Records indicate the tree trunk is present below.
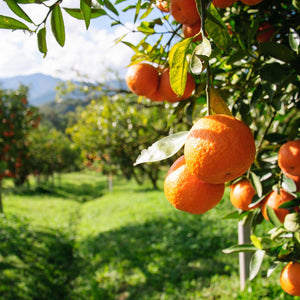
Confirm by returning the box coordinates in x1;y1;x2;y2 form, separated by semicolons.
0;180;3;214
107;172;114;192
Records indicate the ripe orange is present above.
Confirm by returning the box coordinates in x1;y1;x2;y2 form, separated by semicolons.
157;68;195;102
261;189;295;223
256;22;276;43
184;114;256;184
278;140;300;177
156;0;170;12
126;63;160;97
164;156;225;214
213;0;237;8
148;89;165;102
280;262;300;296
182;20;202;42
170;0;200;25
240;0;263;5
230;179;258;211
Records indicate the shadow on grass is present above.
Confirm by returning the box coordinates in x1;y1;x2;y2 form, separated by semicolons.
4;179;107;203
0;214;78;300
74;215;237;300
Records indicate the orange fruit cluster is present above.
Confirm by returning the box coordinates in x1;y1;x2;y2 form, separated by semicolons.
280;262;300;296
213;0;262;8
126;63;195;103
164;156;225;214
164;114;256;214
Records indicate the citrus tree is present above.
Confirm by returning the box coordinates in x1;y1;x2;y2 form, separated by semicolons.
1;0;300;295
0;85;40;211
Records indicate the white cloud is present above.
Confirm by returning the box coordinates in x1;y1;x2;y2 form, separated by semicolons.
0;1;141;81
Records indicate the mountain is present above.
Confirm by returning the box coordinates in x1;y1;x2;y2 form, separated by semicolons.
0;73;128;106
0;73;63;106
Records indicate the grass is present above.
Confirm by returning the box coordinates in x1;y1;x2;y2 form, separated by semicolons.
0;171;299;300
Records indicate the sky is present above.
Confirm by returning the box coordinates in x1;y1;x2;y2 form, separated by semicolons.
0;0;148;81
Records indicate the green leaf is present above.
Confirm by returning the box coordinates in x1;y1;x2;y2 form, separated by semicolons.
137;21;155;34
266;205;282;227
278;197;300;209
37;27;47;57
289;28;300;53
205;7;231;51
282;175;297;194
190;37;211;75
284;213;300;232
0;15;29;30
5;0;33;23
51;5;65;47
134;131;189;166
250;172;263;197
249;250;265;280
63;8;106;20
260;63;287;84
103;0;119;16
80;0;91;29
259;42;296;62
222;243;257;254
267;261;280;277
169;39;192;97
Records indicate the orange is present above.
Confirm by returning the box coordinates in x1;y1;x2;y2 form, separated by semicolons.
157;68;195;102
213;0;237;8
278;140;300;177
126;63;159;97
170;0;200;25
240;0;263;5
280;262;300;296
184;114;256;184
148;89;165;102
261;189;295;223
256;22;276;43
164;156;225;214
230;179;259;211
156;0;170;12
182;20;202;42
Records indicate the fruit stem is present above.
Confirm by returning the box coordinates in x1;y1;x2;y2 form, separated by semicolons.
197;0;212;116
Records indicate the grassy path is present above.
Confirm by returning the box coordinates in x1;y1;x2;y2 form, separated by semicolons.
0;172;296;300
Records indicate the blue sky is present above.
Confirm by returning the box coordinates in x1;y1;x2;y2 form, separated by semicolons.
0;0;163;81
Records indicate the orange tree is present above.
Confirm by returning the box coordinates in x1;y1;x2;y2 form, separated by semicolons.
0;85;40;211
1;0;300;293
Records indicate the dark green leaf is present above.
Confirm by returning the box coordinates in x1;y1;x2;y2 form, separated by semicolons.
64;8;106;20
37;27;47;57
251;84;263;106
205;7;231;51
16;0;47;3
222;243;257;254
267;261;280;277
249;250;265;280
260;63;286;84
264;133;287;144
134;132;189;165
278;197;300;209
51;5;65;47
103;0;119;16
259;42;297;62
0;15;29;30
80;0;91;29
5;0;33;23
226;50;248;66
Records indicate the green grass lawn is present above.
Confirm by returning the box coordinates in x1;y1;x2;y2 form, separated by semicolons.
0;172;298;300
